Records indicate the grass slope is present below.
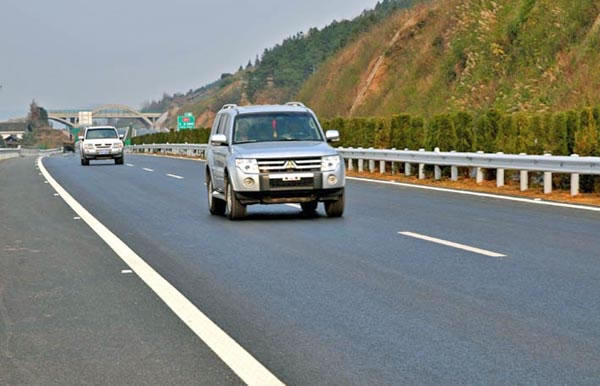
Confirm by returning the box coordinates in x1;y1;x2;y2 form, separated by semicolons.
298;0;600;118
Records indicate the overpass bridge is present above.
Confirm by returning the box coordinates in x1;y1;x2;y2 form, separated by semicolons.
48;104;163;129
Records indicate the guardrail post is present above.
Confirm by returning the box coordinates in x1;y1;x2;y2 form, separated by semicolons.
418;149;425;180
404;148;411;176
543;153;553;194
571;154;580;196
368;148;375;173
358;147;364;173
476;151;484;184
496;152;505;187
450;151;458;181
519;153;528;191
347;147;354;171
391;148;396;175
434;148;441;180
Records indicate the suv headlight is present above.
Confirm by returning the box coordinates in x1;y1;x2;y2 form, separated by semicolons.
113;142;123;149
236;159;259;174
321;155;341;172
83;143;94;150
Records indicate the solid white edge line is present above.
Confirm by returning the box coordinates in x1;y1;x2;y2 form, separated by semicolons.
399;232;506;258
38;156;284;386
166;173;184;180
142;168;154;172
347;176;600;213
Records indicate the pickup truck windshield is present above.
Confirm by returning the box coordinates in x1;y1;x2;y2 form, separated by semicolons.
233;113;323;144
86;129;118;139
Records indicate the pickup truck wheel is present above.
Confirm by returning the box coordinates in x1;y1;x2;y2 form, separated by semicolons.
325;192;345;218
207;178;225;215
301;201;318;214
225;179;246;220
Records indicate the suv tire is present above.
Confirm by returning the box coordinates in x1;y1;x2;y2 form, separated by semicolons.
207;177;226;215
325;192;344;218
225;177;246;220
301;201;318;214
81;158;89;166
115;157;124;165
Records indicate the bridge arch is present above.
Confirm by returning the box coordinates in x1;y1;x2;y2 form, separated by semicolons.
48;116;76;129
92;104;154;128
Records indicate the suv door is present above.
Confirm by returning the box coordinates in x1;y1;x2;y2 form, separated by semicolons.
212;114;230;191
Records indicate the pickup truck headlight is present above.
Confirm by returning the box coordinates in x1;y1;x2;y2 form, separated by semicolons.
321;155;341;172
236;159;259;174
83;143;94;150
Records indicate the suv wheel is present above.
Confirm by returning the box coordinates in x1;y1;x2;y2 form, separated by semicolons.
301;201;318;214
225;178;246;220
325;192;345;218
81;158;89;166
207;177;225;215
115;157;124;165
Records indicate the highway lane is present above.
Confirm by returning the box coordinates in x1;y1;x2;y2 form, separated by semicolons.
0;156;242;385
43;153;600;384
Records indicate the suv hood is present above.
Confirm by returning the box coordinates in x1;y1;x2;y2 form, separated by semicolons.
232;141;337;159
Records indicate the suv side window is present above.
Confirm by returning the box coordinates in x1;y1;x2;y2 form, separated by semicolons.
211;115;222;136
217;114;229;135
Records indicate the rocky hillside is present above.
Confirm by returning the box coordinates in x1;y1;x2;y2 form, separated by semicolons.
299;0;600;118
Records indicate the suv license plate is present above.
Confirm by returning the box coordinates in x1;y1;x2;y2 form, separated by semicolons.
99;150;109;155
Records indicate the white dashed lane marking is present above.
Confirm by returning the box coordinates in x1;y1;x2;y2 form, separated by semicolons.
142;168;154;172
399;232;506;258
166;174;184;180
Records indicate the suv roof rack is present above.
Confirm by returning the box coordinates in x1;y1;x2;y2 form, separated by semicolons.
222;104;238;110
285;101;306;107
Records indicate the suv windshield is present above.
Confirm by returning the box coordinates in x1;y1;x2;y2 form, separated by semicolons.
86;129;117;139
233;112;323;144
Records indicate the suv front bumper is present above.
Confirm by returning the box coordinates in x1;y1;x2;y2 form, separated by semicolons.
82;149;124;160
235;188;344;205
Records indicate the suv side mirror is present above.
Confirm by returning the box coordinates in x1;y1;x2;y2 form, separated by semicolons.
325;130;340;143
210;134;227;146
78;136;84;141
119;134;124;140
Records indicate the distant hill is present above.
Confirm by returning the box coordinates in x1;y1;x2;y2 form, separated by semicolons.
299;0;600;118
146;0;600;127
142;0;421;127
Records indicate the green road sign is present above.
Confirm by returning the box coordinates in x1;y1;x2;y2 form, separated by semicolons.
177;113;195;130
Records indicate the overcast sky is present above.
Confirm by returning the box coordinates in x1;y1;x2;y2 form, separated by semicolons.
0;0;380;120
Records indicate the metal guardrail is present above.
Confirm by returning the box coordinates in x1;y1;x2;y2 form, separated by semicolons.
128;144;207;158
336;148;600;175
126;143;600;196
0;147;61;159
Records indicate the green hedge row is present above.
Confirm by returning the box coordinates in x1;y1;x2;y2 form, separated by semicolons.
321;108;600;156
131;129;211;146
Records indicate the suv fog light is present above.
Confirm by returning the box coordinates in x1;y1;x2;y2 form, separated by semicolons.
243;178;255;188
328;175;338;185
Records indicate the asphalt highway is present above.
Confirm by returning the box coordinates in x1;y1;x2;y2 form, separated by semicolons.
4;152;600;384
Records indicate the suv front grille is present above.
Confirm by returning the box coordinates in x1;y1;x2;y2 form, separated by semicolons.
258;158;321;173
95;144;112;149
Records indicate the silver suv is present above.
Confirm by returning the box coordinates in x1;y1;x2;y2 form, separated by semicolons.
79;126;125;165
206;103;345;220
